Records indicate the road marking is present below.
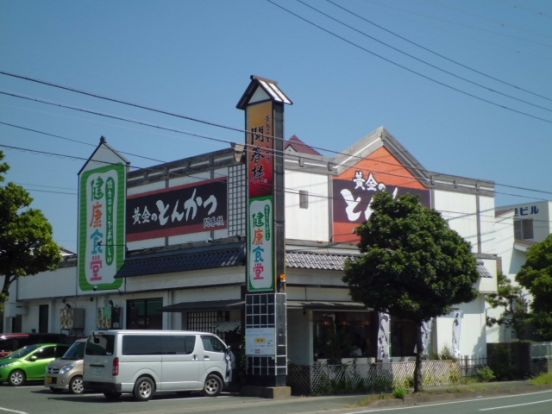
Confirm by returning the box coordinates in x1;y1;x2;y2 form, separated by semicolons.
346;389;552;413
0;407;29;414
479;398;552;411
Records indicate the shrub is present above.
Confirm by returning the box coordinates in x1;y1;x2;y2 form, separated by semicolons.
392;385;409;399
475;366;496;382
531;372;552;385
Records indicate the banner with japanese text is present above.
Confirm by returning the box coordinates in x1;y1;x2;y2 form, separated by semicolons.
78;163;126;291
248;196;274;292
126;178;227;241
332;146;429;243
247;101;274;198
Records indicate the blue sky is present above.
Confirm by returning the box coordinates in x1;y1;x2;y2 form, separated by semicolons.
1;0;551;252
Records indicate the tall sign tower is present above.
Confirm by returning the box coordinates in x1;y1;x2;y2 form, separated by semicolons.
237;76;292;386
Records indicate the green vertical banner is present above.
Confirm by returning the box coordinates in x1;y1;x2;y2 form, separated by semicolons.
248;196;275;292
79;163;126;291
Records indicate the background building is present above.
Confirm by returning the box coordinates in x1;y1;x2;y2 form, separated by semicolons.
2;125;498;363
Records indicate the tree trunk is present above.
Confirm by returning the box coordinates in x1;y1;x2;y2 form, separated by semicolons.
413;320;424;393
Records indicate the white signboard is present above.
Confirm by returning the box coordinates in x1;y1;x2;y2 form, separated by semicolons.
248;197;274;292
78;163;125;291
245;327;276;356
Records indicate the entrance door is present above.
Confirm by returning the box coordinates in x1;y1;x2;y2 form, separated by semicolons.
38;305;49;333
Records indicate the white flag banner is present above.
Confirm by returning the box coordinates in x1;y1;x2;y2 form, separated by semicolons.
377;312;390;362
420;319;432;357
452;310;463;358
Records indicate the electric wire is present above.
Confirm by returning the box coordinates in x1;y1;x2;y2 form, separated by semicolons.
323;0;552;104
1;72;551;199
295;0;552;113
265;0;552;125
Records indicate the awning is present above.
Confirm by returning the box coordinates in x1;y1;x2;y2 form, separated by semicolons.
287;300;368;311
162;299;244;312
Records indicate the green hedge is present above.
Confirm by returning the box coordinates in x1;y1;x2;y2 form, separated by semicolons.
487;342;531;380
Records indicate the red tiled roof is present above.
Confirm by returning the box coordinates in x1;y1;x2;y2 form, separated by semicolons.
285;135;322;156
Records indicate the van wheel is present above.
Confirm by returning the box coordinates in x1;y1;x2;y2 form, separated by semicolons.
8;370;25;386
203;374;222;397
133;376;155;401
103;391;121;400
69;375;84;394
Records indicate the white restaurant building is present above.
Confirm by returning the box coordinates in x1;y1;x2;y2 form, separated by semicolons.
2;79;498;366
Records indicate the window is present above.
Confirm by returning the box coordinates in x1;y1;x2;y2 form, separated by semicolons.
165;335;196;355
123;335;164;355
201;335;226;353
126;298;163;329
514;219;534;240
34;346;56;360
86;334;115;356
55;345;69;357
39;304;49;333
187;311;228;332
313;311;377;360
299;190;309;209
391;318;417;357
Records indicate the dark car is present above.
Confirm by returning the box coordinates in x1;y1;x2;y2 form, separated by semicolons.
0;333;67;358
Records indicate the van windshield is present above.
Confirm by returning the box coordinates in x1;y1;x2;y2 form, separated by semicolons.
86;334;115;356
62;341;85;360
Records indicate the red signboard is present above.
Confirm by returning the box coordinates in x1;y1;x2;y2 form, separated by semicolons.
247;101;274;198
332;147;429;243
126;178;227;242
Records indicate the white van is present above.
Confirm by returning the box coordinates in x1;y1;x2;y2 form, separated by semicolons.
83;330;231;401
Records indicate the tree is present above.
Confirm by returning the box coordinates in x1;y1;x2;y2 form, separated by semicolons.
0;151;62;310
343;192;479;392
486;272;531;340
516;234;552;340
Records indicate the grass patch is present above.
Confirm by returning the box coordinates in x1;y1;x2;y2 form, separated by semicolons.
531;372;552;385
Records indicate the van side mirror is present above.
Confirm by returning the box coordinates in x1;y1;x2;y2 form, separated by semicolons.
29;355;37;361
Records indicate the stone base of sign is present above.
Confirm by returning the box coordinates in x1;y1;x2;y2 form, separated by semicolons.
240;385;291;399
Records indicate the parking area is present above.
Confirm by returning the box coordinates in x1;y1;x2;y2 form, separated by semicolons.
0;383;363;414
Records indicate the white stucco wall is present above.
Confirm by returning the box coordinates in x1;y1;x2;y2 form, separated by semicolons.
285;170;329;242
435;296;487;358
433;190;479;252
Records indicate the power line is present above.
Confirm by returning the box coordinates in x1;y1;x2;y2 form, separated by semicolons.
0;70;244;136
2;71;552;199
266;0;552;125
296;0;552;114
323;0;552;105
3;90;552;203
0;120;168;164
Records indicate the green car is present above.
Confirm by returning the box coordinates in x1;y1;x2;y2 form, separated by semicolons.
0;343;69;386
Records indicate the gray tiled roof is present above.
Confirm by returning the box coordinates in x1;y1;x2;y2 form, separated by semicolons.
115;243;245;278
286;251;357;271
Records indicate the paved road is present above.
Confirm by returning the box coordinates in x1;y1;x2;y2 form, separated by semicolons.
1;384;551;414
0;384;362;414
345;389;552;414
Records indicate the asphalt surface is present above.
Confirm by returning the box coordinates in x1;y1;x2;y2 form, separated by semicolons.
1;383;552;414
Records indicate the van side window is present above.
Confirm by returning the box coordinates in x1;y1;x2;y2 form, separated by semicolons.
165;335;196;355
201;335;226;353
123;335;163;355
86;334;115;356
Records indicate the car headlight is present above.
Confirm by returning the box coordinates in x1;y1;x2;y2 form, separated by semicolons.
59;364;75;375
